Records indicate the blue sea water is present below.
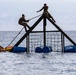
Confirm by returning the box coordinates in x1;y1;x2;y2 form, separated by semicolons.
0;31;76;75
0;31;26;47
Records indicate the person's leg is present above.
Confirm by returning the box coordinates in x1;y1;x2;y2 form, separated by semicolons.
26;24;30;29
24;26;27;32
24;23;30;29
19;23;27;32
22;23;27;32
48;12;56;22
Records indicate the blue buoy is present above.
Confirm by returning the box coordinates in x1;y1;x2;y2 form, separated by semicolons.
64;45;76;52
35;47;43;53
12;46;27;53
43;46;52;53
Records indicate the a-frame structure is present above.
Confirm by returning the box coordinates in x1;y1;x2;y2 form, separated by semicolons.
14;12;76;48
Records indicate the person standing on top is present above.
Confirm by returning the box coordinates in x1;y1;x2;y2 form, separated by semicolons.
18;14;30;32
37;3;56;22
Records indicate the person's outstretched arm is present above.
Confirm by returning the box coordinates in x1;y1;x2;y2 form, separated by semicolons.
37;7;44;12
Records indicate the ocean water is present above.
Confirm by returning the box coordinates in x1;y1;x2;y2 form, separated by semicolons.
0;31;26;47
0;31;76;75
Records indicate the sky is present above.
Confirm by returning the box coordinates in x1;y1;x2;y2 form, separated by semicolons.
0;0;76;31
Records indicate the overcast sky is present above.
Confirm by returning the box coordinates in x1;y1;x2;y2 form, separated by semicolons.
0;0;76;31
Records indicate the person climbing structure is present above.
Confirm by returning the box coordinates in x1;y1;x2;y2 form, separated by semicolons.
37;3;56;22
18;14;30;32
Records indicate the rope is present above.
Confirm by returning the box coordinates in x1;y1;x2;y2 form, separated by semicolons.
6;14;41;48
6;27;24;48
28;14;41;21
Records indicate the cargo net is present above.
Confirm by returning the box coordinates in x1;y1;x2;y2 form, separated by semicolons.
26;31;64;52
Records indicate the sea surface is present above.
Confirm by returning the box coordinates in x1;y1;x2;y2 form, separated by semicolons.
0;31;76;75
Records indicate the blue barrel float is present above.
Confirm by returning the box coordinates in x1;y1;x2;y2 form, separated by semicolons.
35;46;52;53
43;46;52;53
12;46;27;53
35;47;43;53
64;45;76;53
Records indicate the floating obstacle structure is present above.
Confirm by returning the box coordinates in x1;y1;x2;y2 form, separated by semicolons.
3;12;76;53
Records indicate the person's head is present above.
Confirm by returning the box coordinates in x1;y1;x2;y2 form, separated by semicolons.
22;14;25;17
44;3;47;6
